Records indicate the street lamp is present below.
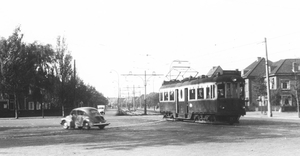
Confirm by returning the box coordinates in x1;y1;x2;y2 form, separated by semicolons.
110;70;120;113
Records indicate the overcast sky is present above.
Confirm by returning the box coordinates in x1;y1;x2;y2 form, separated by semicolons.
1;0;300;97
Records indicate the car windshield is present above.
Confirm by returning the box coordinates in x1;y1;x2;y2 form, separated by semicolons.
89;109;101;116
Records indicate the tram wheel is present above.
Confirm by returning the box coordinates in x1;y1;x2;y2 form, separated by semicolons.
194;115;200;122
228;117;235;125
208;115;216;122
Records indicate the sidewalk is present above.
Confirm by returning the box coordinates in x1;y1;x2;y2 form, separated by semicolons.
244;111;300;120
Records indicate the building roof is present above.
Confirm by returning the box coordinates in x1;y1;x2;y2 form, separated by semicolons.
243;58;300;78
207;66;223;77
270;59;300;75
242;57;272;78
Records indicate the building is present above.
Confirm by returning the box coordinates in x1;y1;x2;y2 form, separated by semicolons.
242;57;300;112
268;59;300;111
242;57;270;110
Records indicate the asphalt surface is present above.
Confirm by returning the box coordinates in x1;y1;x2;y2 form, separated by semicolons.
1;109;300;156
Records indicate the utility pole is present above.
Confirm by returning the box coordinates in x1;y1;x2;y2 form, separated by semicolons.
74;60;76;108
110;70;120;113
122;71;163;115
133;85;135;110
123;85;143;110
265;38;272;117
292;62;300;118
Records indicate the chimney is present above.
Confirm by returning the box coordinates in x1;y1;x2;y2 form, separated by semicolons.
257;57;262;61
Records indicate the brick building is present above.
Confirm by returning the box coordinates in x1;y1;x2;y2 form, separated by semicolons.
242;57;300;112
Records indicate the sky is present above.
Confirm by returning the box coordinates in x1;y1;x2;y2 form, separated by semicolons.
1;0;300;97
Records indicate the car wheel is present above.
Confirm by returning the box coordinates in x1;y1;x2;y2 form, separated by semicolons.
98;125;105;129
82;121;91;130
62;121;69;130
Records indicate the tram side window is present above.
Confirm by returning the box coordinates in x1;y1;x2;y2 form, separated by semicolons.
206;87;210;99
197;88;204;99
211;85;215;98
170;91;174;101
164;92;169;101
189;89;195;100
217;84;225;98
160;93;163;101
240;83;245;98
180;90;183;99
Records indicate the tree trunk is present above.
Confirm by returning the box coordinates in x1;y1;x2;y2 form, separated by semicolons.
14;94;18;119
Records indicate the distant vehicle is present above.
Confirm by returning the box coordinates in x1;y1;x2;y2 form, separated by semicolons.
159;70;246;125
97;105;106;115
60;107;109;130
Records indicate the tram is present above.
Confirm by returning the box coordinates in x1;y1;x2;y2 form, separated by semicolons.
159;70;246;125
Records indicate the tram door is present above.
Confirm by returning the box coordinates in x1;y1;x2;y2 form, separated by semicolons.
175;89;179;114
184;88;189;114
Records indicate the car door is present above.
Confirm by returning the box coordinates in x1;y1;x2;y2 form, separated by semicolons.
75;110;84;127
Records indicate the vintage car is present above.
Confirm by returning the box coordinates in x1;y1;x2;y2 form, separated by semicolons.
60;107;110;130
97;105;106;115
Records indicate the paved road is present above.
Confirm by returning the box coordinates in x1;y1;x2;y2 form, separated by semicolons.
1;109;300;156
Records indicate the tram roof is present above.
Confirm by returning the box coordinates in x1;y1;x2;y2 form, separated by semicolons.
160;70;244;89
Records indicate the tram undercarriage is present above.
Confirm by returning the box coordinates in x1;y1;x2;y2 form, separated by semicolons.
163;112;241;125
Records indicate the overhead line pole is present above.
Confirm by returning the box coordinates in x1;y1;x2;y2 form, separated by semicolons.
265;38;272;117
122;71;163;115
110;70;120;113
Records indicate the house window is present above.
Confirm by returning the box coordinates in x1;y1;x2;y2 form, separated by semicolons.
270;77;275;90
189;89;195;100
281;95;292;106
37;102;41;110
28;102;34;110
281;80;290;90
170;91;174;101
44;103;49;109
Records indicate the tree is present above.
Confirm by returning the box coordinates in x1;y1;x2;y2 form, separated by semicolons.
252;75;268;113
0;27;109;118
0;27;26;118
146;92;159;109
54;36;73;116
253;76;267;99
25;42;56;110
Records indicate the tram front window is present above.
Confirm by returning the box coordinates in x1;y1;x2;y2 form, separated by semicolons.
232;83;238;98
217;84;225;98
218;83;241;99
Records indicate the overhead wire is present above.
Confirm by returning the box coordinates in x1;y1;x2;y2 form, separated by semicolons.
181;31;300;75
